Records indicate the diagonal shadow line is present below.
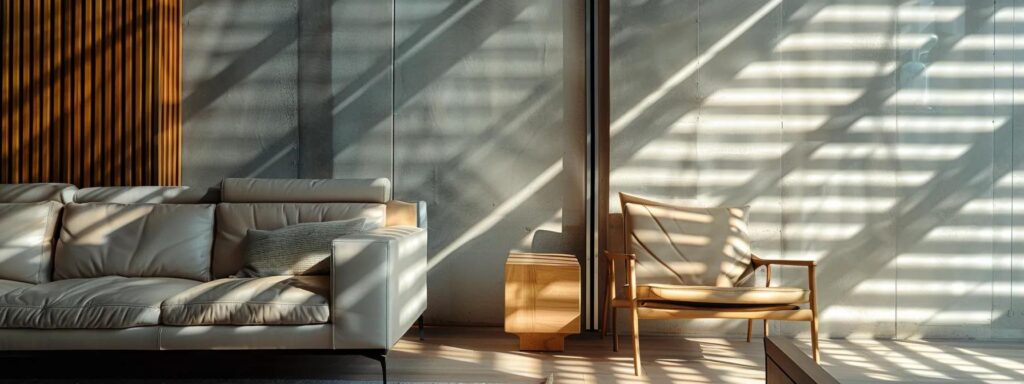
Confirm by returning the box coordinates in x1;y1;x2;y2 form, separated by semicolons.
885;340;1020;381
607;0;815;169
182;0;207;17
333;0;534;156
600;1;1007;336
941;339;1024;379
711;6;1002;332
185;0;533;180
182;0;298;123
224;1;537;181
331;0;475;114
403;2;794;268
392;0;756;200
716;4;993;208
810;120;1012;329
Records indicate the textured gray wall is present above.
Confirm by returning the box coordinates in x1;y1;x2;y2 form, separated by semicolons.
182;0;581;327
183;0;300;188
182;0;1024;339
393;0;575;325
610;0;1024;340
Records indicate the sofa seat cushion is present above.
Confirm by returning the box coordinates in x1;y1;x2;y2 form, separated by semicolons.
637;284;810;306
0;280;31;296
0;276;200;329
160;276;330;326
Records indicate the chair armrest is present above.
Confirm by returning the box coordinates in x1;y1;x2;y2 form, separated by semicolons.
751;254;816;268
331;226;428;350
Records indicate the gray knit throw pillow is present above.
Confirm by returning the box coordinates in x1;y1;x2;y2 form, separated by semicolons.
239;218;367;277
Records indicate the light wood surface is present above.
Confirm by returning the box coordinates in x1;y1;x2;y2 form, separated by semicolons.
5;326;1021;383
505;252;581;352
321;326;1024;383
1;0;181;186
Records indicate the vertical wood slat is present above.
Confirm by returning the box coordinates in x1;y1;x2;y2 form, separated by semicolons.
14;0;23;182
0;0;181;187
1;0;9;182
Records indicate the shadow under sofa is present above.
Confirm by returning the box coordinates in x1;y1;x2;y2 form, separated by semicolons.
0;178;427;382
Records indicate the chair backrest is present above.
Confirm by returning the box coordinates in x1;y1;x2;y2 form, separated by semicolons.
619;192;754;287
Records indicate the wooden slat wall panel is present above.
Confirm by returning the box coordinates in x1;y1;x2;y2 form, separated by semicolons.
1;0;180;187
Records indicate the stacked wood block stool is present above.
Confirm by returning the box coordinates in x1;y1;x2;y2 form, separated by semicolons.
504;252;581;352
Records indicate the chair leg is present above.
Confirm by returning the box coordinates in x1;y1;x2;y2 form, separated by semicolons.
630;303;642;376
746;319;753;342
809;264;820;362
601;277;611;339
811;314;820;362
763;319;769;338
612;308;619;352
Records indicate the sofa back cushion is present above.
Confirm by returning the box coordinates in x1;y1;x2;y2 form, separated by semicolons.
213;203;385;278
74;186;219;204
221;178;390;203
0;201;63;283
54;203;216;281
0;183;76;203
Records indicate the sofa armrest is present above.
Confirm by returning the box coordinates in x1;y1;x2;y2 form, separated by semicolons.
331;226;428;350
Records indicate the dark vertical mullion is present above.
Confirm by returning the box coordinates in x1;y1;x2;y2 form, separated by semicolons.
590;0;611;331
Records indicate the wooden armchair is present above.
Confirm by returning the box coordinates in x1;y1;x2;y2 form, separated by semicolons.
602;193;819;376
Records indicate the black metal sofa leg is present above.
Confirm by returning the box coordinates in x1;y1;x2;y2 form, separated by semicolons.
418;315;425;340
365;353;387;383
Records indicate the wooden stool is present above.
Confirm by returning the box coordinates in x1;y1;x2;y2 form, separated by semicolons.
504;252;580;352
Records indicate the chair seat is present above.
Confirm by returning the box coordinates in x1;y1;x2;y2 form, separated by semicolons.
160;276;329;326
637;284;810;306
0;276;200;329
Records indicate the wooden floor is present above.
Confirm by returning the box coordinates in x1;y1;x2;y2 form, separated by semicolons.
377;326;1024;383
2;326;1022;383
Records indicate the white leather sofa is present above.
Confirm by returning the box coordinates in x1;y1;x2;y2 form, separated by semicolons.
0;178;427;382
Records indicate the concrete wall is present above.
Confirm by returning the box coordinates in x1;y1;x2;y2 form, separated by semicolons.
183;0;300;188
610;0;1024;340
182;0;583;326
183;0;1024;339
